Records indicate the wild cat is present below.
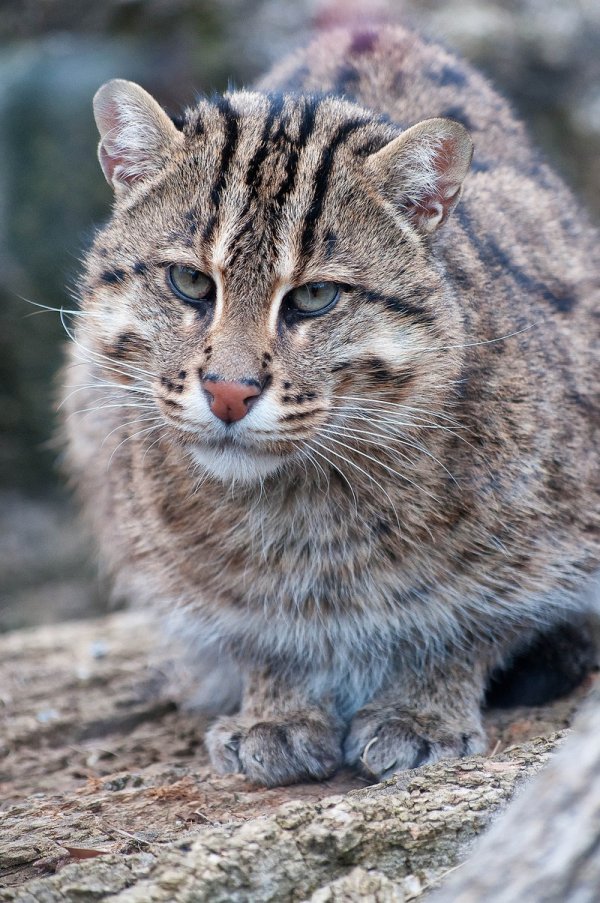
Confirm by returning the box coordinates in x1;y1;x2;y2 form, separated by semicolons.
62;24;600;786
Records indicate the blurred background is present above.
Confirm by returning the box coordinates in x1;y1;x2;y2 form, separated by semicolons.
1;0;599;631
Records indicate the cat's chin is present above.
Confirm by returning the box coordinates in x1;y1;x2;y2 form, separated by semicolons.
188;443;286;485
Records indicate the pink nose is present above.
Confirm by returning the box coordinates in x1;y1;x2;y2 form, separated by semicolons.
201;378;262;424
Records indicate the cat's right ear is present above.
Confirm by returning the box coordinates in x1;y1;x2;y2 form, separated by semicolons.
93;79;184;194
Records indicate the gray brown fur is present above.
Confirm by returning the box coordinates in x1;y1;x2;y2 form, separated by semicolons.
62;25;600;785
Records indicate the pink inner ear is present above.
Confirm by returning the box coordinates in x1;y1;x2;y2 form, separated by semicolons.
98;142;119;184
432;137;456;171
406;136;463;228
431;136;461;205
96;93;144;188
99;136;144;188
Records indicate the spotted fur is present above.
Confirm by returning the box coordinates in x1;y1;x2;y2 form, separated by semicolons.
62;25;600;786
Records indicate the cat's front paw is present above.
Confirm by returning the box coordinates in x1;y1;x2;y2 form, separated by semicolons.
344;705;486;781
205;712;343;786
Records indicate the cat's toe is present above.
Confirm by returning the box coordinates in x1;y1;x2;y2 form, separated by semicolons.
239;717;343;786
204;716;247;775
344;707;486;781
206;713;343;786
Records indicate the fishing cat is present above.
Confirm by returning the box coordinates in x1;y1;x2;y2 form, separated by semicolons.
62;25;600;785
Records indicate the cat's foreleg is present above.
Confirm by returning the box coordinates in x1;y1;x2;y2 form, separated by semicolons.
344;658;488;781
205;667;345;786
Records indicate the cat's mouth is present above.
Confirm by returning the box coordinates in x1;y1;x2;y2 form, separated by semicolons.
204;434;264;453
160;408;299;483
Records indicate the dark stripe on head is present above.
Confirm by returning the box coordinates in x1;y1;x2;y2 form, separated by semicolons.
226;96;287;262
324;230;337;259
106;331;150;362
184;210;198;235
205;97;240;244
245;94;285;193
228;97;320;265
357;357;416;387
300;117;366;258
202;214;217;243
354;134;392;157
360;289;436;328
282;408;324;421
274;96;318;209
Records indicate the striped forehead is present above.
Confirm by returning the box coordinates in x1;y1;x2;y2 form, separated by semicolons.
182;92;388;283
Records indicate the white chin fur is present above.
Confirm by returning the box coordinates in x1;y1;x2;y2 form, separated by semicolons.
189;444;285;484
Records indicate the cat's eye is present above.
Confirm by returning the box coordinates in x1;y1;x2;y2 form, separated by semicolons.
284;282;340;316
167;265;215;304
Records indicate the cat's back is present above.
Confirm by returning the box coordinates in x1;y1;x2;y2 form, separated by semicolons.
260;25;532;170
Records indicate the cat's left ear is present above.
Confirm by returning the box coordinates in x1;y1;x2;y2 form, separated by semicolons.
93;79;184;194
364;118;473;233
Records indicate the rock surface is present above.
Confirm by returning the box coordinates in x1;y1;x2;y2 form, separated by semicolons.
0;611;594;900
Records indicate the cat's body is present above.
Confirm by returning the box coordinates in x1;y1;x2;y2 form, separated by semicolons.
63;26;600;785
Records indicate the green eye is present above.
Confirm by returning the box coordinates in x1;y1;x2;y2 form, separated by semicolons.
167;265;215;304
285;282;340;316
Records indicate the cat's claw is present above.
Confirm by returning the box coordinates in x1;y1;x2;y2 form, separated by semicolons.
344;706;486;781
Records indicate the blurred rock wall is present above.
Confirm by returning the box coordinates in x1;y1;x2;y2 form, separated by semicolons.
1;0;598;628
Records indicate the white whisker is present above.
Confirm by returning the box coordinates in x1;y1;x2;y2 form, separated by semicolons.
305;440;360;516
100;413;163;450
423;321;539;353
60;308;159;382
107;422;162;469
315;429;440;506
70;340;158;383
57;379;154;410
298;445;330;492
339;410;463;437
142;434;163;466
310;436;402;530
16;293;88;317
66;400;156;420
322;421;460;486
335;395;463;427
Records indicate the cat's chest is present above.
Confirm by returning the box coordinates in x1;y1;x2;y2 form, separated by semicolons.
147;460;391;599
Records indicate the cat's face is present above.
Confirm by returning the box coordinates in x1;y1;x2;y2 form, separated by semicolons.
79;84;471;483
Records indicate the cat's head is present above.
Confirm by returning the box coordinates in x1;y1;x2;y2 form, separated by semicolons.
79;80;472;484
